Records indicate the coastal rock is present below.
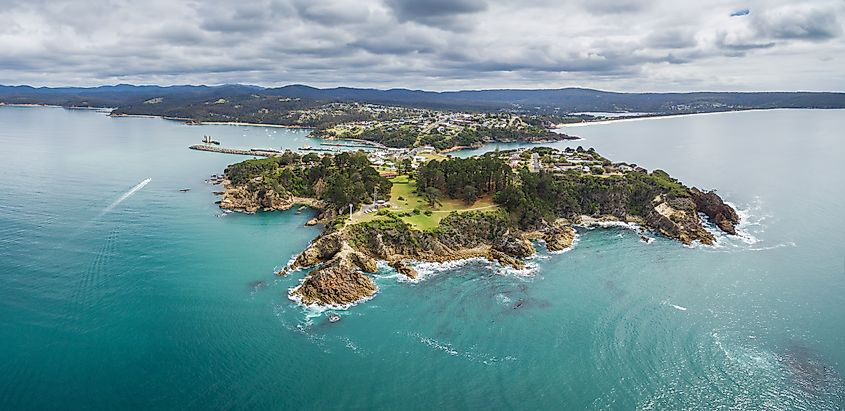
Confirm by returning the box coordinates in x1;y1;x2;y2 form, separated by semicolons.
286;232;380;306
347;212;537;268
644;195;715;245
219;179;293;213
282;232;345;274
390;260;418;279
305;218;318;226
493;234;535;258
489;249;526;270
690;188;740;235
219;178;326;215
291;256;377;306
542;224;577;252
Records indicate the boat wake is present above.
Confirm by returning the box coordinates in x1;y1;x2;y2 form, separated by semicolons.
99;178;151;216
405;331;518;365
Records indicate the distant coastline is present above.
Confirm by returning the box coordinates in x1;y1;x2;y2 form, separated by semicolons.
191;121;313;130
555;107;838;128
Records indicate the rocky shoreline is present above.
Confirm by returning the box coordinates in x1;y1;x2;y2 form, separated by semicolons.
276;213;574;306
218;178;325;214
216;157;740;309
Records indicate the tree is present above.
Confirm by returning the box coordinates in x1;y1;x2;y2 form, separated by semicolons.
423;186;441;207
462;185;478;204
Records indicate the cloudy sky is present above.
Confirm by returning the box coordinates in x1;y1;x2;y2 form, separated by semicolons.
1;0;843;91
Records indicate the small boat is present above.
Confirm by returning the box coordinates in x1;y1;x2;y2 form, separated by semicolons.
178;188;191;192
328;313;341;323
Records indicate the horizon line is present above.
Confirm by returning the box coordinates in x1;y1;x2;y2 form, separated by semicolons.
1;83;844;95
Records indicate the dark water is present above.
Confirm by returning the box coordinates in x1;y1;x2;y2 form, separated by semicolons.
1;107;843;409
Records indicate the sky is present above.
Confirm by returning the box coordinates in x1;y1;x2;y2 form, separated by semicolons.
1;0;843;92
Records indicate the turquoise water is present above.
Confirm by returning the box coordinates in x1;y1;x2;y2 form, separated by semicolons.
1;107;843;409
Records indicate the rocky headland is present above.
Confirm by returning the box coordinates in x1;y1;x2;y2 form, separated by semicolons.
216;148;740;307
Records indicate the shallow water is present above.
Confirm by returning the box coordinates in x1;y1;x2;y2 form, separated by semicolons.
1;107;843;409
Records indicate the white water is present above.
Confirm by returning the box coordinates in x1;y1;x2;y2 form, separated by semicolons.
99;178;151;216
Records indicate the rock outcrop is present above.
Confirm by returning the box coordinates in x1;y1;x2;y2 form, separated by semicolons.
390;260;418;280
690;188;740;235
218;148;742;309
219;179;325;215
346;212;535;270
284;232;379;306
540;223;577;251
279;213;542;305
292;257;378;306
644;194;716;245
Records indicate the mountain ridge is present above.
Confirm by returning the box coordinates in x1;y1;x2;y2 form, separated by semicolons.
2;83;844;114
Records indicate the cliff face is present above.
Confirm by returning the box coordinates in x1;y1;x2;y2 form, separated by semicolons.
643;195;716;245
690;188;740;235
280;213;575;306
347;213;536;268
284;231;379;306
567;181;733;246
218;149;741;308
219;179;325;214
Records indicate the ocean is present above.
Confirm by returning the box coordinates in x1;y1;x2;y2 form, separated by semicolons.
1;106;843;409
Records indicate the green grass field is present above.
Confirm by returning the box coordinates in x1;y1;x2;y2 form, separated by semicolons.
351;175;498;230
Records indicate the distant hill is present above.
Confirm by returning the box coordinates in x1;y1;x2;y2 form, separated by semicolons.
2;83;844;115
261;85;845;113
0;84;261;108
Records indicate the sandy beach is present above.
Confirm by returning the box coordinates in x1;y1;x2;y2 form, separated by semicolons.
555;108;793;128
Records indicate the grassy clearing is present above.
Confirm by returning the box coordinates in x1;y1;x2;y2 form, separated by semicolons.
350;174;499;230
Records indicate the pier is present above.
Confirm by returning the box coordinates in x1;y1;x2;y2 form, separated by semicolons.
320;142;378;149
189;145;280;157
298;147;340;153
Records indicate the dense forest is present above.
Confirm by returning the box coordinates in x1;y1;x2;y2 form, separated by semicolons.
415;155;512;204
225;151;391;211
414;151;695;230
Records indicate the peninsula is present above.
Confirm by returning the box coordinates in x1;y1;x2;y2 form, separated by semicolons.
215;146;739;308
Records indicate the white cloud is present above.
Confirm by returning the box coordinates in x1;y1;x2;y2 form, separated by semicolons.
0;0;842;91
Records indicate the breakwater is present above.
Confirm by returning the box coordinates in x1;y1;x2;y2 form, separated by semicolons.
189;145;279;157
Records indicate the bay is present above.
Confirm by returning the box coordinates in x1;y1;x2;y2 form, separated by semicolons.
1;106;843;409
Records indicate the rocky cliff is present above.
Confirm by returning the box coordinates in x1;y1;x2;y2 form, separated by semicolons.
218;149;741;308
279;212;574;306
690;188;740;235
219;178;325;214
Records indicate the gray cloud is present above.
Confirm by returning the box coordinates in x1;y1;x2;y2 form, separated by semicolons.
0;0;842;91
753;5;841;41
646;29;698;49
383;0;487;28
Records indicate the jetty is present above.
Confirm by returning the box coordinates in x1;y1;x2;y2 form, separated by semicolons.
298;146;339;153
189;145;280;157
320;142;378;149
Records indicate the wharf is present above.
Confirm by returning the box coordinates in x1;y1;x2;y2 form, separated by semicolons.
189;145;279;157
